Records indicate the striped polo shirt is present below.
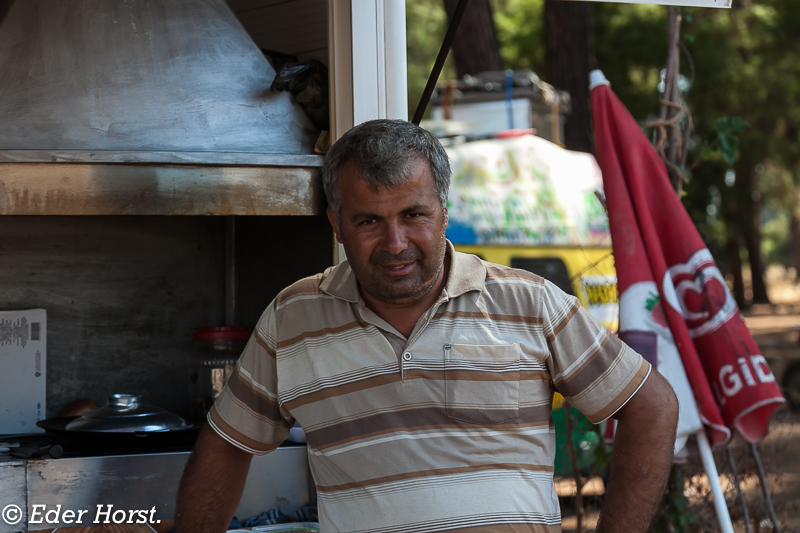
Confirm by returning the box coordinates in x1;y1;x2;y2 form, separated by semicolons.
209;242;650;533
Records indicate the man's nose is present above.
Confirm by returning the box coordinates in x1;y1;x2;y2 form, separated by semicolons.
382;221;409;255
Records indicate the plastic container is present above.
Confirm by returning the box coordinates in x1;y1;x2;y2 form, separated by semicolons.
189;326;251;419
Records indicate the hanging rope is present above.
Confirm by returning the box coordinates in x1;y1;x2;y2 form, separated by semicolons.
644;100;691;186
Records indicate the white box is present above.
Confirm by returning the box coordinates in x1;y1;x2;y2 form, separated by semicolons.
432;99;532;137
0;309;46;434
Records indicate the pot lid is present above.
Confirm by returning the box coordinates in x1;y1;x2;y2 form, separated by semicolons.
65;394;189;433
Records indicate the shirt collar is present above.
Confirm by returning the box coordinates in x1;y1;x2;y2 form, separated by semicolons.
319;240;486;303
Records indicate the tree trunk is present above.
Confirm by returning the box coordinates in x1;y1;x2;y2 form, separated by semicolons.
744;234;770;304
442;0;504;78
723;175;747;307
544;0;596;153
739;168;770;304
791;194;800;276
726;234;746;308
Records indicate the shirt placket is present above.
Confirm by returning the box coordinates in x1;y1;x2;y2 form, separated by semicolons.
351;291;451;383
399;290;450;382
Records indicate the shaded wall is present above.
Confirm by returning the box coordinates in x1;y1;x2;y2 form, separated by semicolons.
227;0;328;65
0;216;332;419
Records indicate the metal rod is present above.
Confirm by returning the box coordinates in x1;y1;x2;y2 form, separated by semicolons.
505;70;515;130
727;447;752;533
750;442;782;533
411;0;470;125
224;216;237;326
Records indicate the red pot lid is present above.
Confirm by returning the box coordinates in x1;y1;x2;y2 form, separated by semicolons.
193;326;252;342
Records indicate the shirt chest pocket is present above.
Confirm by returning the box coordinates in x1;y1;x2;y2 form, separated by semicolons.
445;343;521;425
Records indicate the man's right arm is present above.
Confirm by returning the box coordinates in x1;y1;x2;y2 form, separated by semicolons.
174;423;254;533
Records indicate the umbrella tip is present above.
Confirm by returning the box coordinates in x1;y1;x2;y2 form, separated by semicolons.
590;70;610;90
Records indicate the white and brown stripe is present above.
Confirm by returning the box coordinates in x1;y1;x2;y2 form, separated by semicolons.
209;241;649;532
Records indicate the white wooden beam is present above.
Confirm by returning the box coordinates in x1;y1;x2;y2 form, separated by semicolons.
327;0;409;263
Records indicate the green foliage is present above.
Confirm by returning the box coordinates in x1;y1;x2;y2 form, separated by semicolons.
652;470;697;533
492;0;544;73
591;0;800;269
552;405;605;477
591;3;667;121
762;207;792;264
405;0;455;120
700;117;749;165
405;0;800;269
590;423;611;470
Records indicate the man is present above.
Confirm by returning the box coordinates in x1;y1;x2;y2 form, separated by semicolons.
175;119;679;533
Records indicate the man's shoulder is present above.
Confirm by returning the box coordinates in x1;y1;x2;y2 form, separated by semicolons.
472;256;546;286
273;263;343;307
258;263;352;339
478;259;576;314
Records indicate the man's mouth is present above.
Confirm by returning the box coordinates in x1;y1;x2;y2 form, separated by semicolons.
379;261;415;276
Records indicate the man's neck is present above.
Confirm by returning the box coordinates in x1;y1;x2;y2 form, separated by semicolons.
360;254;451;339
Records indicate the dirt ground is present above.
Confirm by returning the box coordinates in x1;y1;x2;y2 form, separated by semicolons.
735;410;800;533
561;266;800;533
731;267;800;532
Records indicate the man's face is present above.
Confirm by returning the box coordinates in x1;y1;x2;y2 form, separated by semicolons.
327;157;448;306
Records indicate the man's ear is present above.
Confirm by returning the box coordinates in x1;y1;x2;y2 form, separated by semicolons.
327;207;343;243
443;206;449;227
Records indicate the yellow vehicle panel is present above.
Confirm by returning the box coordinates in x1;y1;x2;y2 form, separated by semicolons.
454;244;619;331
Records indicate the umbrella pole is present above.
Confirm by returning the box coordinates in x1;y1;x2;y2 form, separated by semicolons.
696;432;734;533
750;442;782;533
727;447;752;533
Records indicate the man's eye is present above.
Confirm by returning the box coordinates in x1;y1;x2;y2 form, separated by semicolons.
359;219;376;225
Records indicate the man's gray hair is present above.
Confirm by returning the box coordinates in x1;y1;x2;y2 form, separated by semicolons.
322;119;451;220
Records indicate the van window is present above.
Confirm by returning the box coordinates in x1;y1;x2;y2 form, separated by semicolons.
510;257;574;296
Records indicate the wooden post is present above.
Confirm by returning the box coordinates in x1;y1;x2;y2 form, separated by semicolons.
656;6;684;194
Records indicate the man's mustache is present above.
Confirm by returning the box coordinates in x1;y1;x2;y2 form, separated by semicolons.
371;248;420;265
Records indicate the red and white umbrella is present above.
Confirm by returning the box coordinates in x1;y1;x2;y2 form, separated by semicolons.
590;71;784;448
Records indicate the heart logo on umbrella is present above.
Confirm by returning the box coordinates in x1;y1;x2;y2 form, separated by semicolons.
662;249;738;338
